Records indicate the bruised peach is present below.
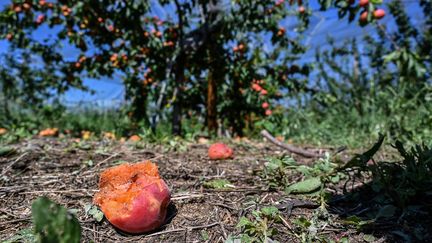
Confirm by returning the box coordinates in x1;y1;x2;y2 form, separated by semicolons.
208;143;233;160
93;161;171;234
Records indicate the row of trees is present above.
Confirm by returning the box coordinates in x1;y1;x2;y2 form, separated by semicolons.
1;0;389;136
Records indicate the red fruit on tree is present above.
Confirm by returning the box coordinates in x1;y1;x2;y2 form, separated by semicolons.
277;27;286;37
252;83;263;92
359;0;369;8
5;33;13;40
208;143;233;160
36;14;45;24
14;6;22;13
298;6;305;14
265;109;272;116
23;3;31;10
260;89;268;95
107;25;114;32
262;102;269;109
275;0;284;7
373;9;385;19
359;11;368;23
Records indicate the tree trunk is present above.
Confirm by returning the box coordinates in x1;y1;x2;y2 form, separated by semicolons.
172;0;185;136
172;56;184;136
207;68;218;134
131;77;148;126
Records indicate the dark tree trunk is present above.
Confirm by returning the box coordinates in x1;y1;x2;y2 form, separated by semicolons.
207;64;218;134
172;0;185;136
131;77;149;125
172;55;185;136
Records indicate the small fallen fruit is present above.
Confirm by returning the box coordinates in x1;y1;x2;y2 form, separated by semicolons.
208;143;233;160
93;161;171;234
103;132;116;140
129;135;141;142
81;130;92;140
39;128;59;137
0;128;7;135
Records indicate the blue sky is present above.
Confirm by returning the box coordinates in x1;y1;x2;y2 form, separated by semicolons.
0;0;421;107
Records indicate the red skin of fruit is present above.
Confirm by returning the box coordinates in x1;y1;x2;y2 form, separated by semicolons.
262;102;269;109
298;6;305;14
359;0;369;7
360;11;368;22
373;9;385;19
208;143;233;160
106;180;170;233
94;162;171;234
251;83;263;92
265;109;272;116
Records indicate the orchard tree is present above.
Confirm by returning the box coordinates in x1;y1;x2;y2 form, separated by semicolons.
0;0;385;136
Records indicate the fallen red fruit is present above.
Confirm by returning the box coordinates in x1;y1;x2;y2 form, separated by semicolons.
208;143;233;160
373;9;385;19
93;161;171;234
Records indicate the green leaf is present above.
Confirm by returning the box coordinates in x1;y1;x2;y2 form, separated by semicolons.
88;206;104;222
203;179;234;189
260;206;279;217
236;216;251;228
370;0;383;4
285;177;322;194
32;197;81;243
0;146;16;157
363;234;376;242
2;228;35;243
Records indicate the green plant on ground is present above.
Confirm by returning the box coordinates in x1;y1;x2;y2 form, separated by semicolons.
32;197;81;243
234;206;282;243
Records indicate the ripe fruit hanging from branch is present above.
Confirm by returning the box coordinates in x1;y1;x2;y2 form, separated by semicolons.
359;11;368;23
373;9;385;19
359;0;369;8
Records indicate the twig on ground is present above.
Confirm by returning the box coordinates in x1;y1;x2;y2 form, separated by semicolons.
261;130;323;158
0;152;29;177
94;152;121;168
144;222;220;238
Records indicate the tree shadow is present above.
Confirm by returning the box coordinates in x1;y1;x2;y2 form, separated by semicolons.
327;169;432;242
